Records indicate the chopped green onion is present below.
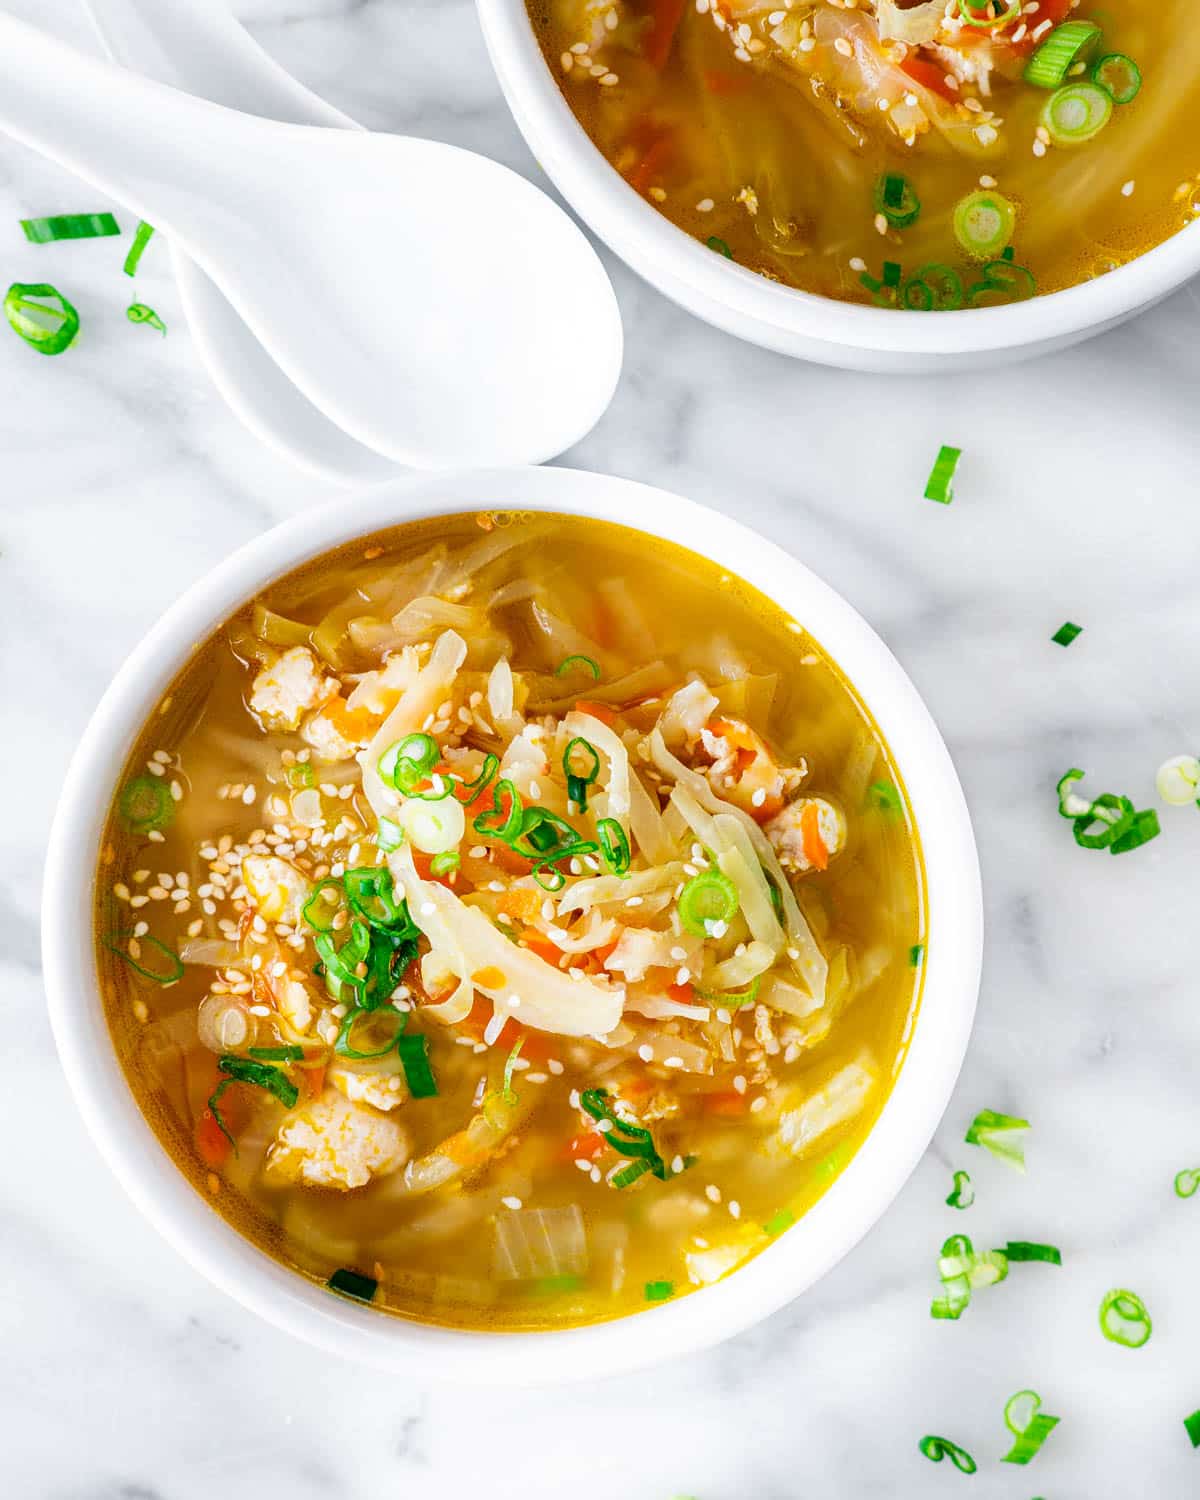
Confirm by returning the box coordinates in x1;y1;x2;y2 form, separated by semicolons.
397;1033;438;1098
20;212;120;243
677;869;739;936
1110;807;1160;854
931;1232;1008;1319
327;1267;378;1303
1042;81;1112;146
1092;53;1141;105
525;1274;584;1296
909;943;925;966
1003;1241;1061;1265
1001;1388;1060;1465
375;816;405;852
302;877;344;933
334;1005;406;1060
597;817;631;878
500;1036;525;1105
564;735;601;808
882;260;902;288
965;1109;1029;1171
1157;755;1200;806
1175;1168;1200;1199
611;1158;654;1189
902;263;964;311
581;1089;669;1181
706;236;733;258
5;282;79;356
953;190;1015;260
874;172;920;229
286;761;315;789
764;1207;795;1236
126;302;166;335
918;1435;977;1473
1184;1410;1200;1448
555;654;601;679
398;793;465;852
207;1054;299;1148
956;0;1019;26
924;445;961;504
1052;621;1083;646
1055;768;1092;819
379;732;439;795
118;774;175;834
868;780;903;813
124;220;156;276
343;865;412;930
430;850;460;875
1023;20;1102;88
1099;1287;1152;1348
693;974;761;1008
966;259;1037;307
945;1170;974;1210
644;1280;674;1302
247;1045;306;1062
105;932;184;985
473;778;524;843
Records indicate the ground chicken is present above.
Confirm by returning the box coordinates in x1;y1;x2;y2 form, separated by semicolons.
765;797;845;873
249;647;331;732
265;1089;410;1190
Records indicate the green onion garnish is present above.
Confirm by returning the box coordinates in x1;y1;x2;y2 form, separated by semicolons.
965;1109;1029;1171
1092;52;1142;105
5;282;80;356
909;943;925;966
247;1045;305;1061
301;877;343;933
20;212;120;244
882;260;902;288
555;654;601;679
430;850;461;875
1023;20;1102;88
124;221;156;277
127;302;167;336
874;172;920;229
327;1267;378;1303
397;1033;438;1098
924;445;961;505
966;258;1038;308
1001;1388;1060;1465
677;868;739;936
1184;1410;1200;1448
499;1036;525;1105
1042;81;1113;146
343;865;411;930
379;732;440;796
473;777;525;843
376;816;405;852
693;974;761;1008
918;1435;977;1473
1099;1287;1152;1348
953;190;1015;261
1157;755;1200;806
1003;1240;1061;1265
644;1280;674;1302
945;1170;974;1210
564;735;601;809
597;817;631;878
763;1207;795;1236
902;263;964;311
868;780;904;813
956;0;1019;26
706;236;733;258
118;773;175;834
581;1088;670;1182
334;1005;407;1060
286;762;315;789
611;1158;653;1189
931;1233;1007;1319
1052;621;1082;646
105;932;185;985
1175;1168;1200;1199
207;1054;299;1150
1057;770;1160;854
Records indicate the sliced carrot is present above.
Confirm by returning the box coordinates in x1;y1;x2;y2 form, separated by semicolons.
899;55;960;103
300;1065;325;1099
564;1130;606;1161
704;1089;749;1117
643;0;688;69
800;801;829;872
316;694;380;743
195;1106;232;1168
575;698;617;727
520;932;568;967
666;981;695;1005
496;888;544;925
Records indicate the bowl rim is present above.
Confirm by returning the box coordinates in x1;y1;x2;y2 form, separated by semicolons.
476;0;1200;356
42;465;982;1381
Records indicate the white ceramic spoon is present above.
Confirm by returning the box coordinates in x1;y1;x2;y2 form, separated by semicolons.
0;13;622;469
81;0;396;484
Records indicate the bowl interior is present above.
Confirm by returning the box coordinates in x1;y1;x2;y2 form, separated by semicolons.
43;466;982;1379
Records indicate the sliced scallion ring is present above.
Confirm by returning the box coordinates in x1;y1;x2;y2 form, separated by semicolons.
1099;1287;1152;1348
1092;52;1142;105
555;654;601;679
378;732;439;794
1156;754;1200;807
1056;768;1093;819
1109;807;1160;854
5;282;79;356
597;817;631;877
874;172;920;229
429;850;460;875
965;1108;1029;1171
1001;1389;1060;1465
1072;791;1134;849
953;190;1016;260
1175;1167;1200;1199
118;774;175;834
918;1435;977;1473
127;302;167;336
1003;1240;1062;1265
1042;81;1113;146
301;876;344;933
1052;620;1082;646
966;259;1036;307
945;1169;974;1210
693;975;761;1008
106;932;184;985
124;220;156;277
902;263;964;311
327;1267;378;1303
20;211;120;243
398;794;464;855
1186;1410;1200;1449
1023;20;1102;88
564;736;601;810
396;1033;438;1097
677;868;739;936
956;0;1019;27
923;446;961;505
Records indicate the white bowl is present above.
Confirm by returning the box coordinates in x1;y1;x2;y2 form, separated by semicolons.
476;0;1200;372
42;466;982;1380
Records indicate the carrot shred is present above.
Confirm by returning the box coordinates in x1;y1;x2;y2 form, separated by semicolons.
643;0;688;69
575;699;618;727
899;55;960;103
704;1089;750;1117
799;801;829;872
666;981;695;1005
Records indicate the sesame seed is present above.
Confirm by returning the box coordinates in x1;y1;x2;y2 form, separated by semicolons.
705;1183;722;1203
501;1196;524;1211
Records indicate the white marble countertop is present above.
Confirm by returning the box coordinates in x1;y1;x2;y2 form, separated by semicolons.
4;1;1200;1495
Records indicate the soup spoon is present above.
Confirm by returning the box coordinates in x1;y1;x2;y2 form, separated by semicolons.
0;14;623;469
80;0;398;485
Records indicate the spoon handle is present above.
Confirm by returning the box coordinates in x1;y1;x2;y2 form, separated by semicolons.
81;0;357;128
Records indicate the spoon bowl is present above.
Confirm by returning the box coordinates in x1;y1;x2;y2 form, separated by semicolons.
0;14;622;468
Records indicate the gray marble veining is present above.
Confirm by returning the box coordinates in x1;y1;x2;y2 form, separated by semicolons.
3;0;1199;1494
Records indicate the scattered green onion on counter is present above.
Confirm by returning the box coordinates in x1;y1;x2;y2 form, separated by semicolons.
918;1434;977;1473
1099;1288;1153;1348
20;211;120;243
965;1109;1029;1171
124;221;156;277
953;190;1016;260
924;445;961;504
1003;1241;1062;1266
1052;621;1083;646
1023;20;1102;88
1001;1388;1060;1465
127;302;167;335
1156;755;1200;807
874;172;921;229
556;654;601;679
945;1170;974;1210
4;282;80;356
1042;81;1113;146
1175;1168;1200;1199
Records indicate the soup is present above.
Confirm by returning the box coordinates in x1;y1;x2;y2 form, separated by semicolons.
527;0;1200;307
95;511;923;1329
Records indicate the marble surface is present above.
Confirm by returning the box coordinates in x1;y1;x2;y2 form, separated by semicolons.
4;1;1200;1495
